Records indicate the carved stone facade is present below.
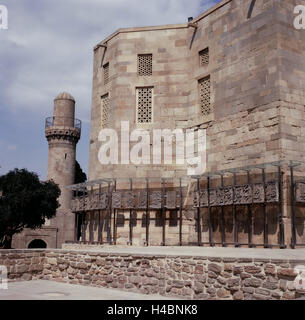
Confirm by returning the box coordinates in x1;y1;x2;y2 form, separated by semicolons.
80;0;305;248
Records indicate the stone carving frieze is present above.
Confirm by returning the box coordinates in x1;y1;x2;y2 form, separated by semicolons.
265;182;279;203
234;185;252;205
112;192;122;209
150;191;162;209
223;187;234;205
193;190;208;207
137;191;148;209
123;191;136;209
99;192;108;209
193;182;279;207
253;184;264;203
296;182;305;202
79;197;86;211
209;189;217;206
166;191;176;209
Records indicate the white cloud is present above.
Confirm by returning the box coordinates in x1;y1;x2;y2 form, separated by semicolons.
0;0;217;122
0;0;219;177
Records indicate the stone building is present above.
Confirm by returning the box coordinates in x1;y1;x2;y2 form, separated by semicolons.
67;0;305;249
13;0;305;249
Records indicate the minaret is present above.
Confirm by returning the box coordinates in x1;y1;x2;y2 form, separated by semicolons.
45;92;81;247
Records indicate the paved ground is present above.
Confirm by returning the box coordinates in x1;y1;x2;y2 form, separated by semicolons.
0;280;177;300
61;245;305;261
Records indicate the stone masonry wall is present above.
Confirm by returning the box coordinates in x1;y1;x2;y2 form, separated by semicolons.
0;250;45;282
1;249;305;300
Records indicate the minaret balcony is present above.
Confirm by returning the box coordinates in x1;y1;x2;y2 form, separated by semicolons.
45;116;81;143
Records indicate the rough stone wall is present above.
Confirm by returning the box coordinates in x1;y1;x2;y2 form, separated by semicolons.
0;250;45;282
1;249;305;300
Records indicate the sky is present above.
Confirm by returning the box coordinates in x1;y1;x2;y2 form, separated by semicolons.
0;0;221;180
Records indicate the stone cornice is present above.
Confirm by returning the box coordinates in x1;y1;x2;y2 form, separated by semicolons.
45;127;80;144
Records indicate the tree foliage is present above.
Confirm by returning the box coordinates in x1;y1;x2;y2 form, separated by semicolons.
74;160;87;184
0;169;60;249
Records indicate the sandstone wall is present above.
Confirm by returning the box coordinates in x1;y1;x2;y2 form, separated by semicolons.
89;0;301;178
1;248;305;300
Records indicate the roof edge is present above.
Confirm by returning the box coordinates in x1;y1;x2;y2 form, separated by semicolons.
94;0;233;51
192;0;233;24
94;23;188;50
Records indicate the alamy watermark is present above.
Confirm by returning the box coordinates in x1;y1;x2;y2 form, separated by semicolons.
294;265;305;292
0;5;8;30
294;5;305;29
0;265;8;290
98;121;207;176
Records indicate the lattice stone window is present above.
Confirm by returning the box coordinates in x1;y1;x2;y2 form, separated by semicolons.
101;93;110;128
103;63;109;85
199;48;209;66
138;54;152;76
136;87;153;123
199;76;211;116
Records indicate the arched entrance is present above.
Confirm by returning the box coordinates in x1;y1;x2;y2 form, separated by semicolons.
28;239;47;248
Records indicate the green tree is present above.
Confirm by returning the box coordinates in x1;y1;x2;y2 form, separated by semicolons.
74;160;87;184
0;169;60;249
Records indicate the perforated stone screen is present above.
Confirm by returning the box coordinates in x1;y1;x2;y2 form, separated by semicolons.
199;76;211;116
101;94;109;128
138;54;152;76
137;87;153;123
199;48;209;66
103;63;109;85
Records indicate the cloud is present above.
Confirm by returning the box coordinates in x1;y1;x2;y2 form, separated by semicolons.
0;0;220;177
0;0;210;121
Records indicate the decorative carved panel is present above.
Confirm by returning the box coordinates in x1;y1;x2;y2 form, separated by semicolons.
209;189;217;206
112;192;122;209
193;190;209;207
99;192;108;209
199;190;209;207
83;197;90;211
265;182;279;203
138;54;152;76
137;191;148;209
199;48;209;66
86;196;94;211
150;191;162;209
199;76;211;116
137;87;153;123
223;187;233;205
193;182;281;207
123;191;136;209
253;184;265;203
79;197;86;211
296;182;305;202
234;185;252;205
103;62;109;85
166;191;176;209
215;188;224;206
101;94;109;128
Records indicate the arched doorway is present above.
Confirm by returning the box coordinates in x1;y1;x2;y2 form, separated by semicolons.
28;239;47;248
